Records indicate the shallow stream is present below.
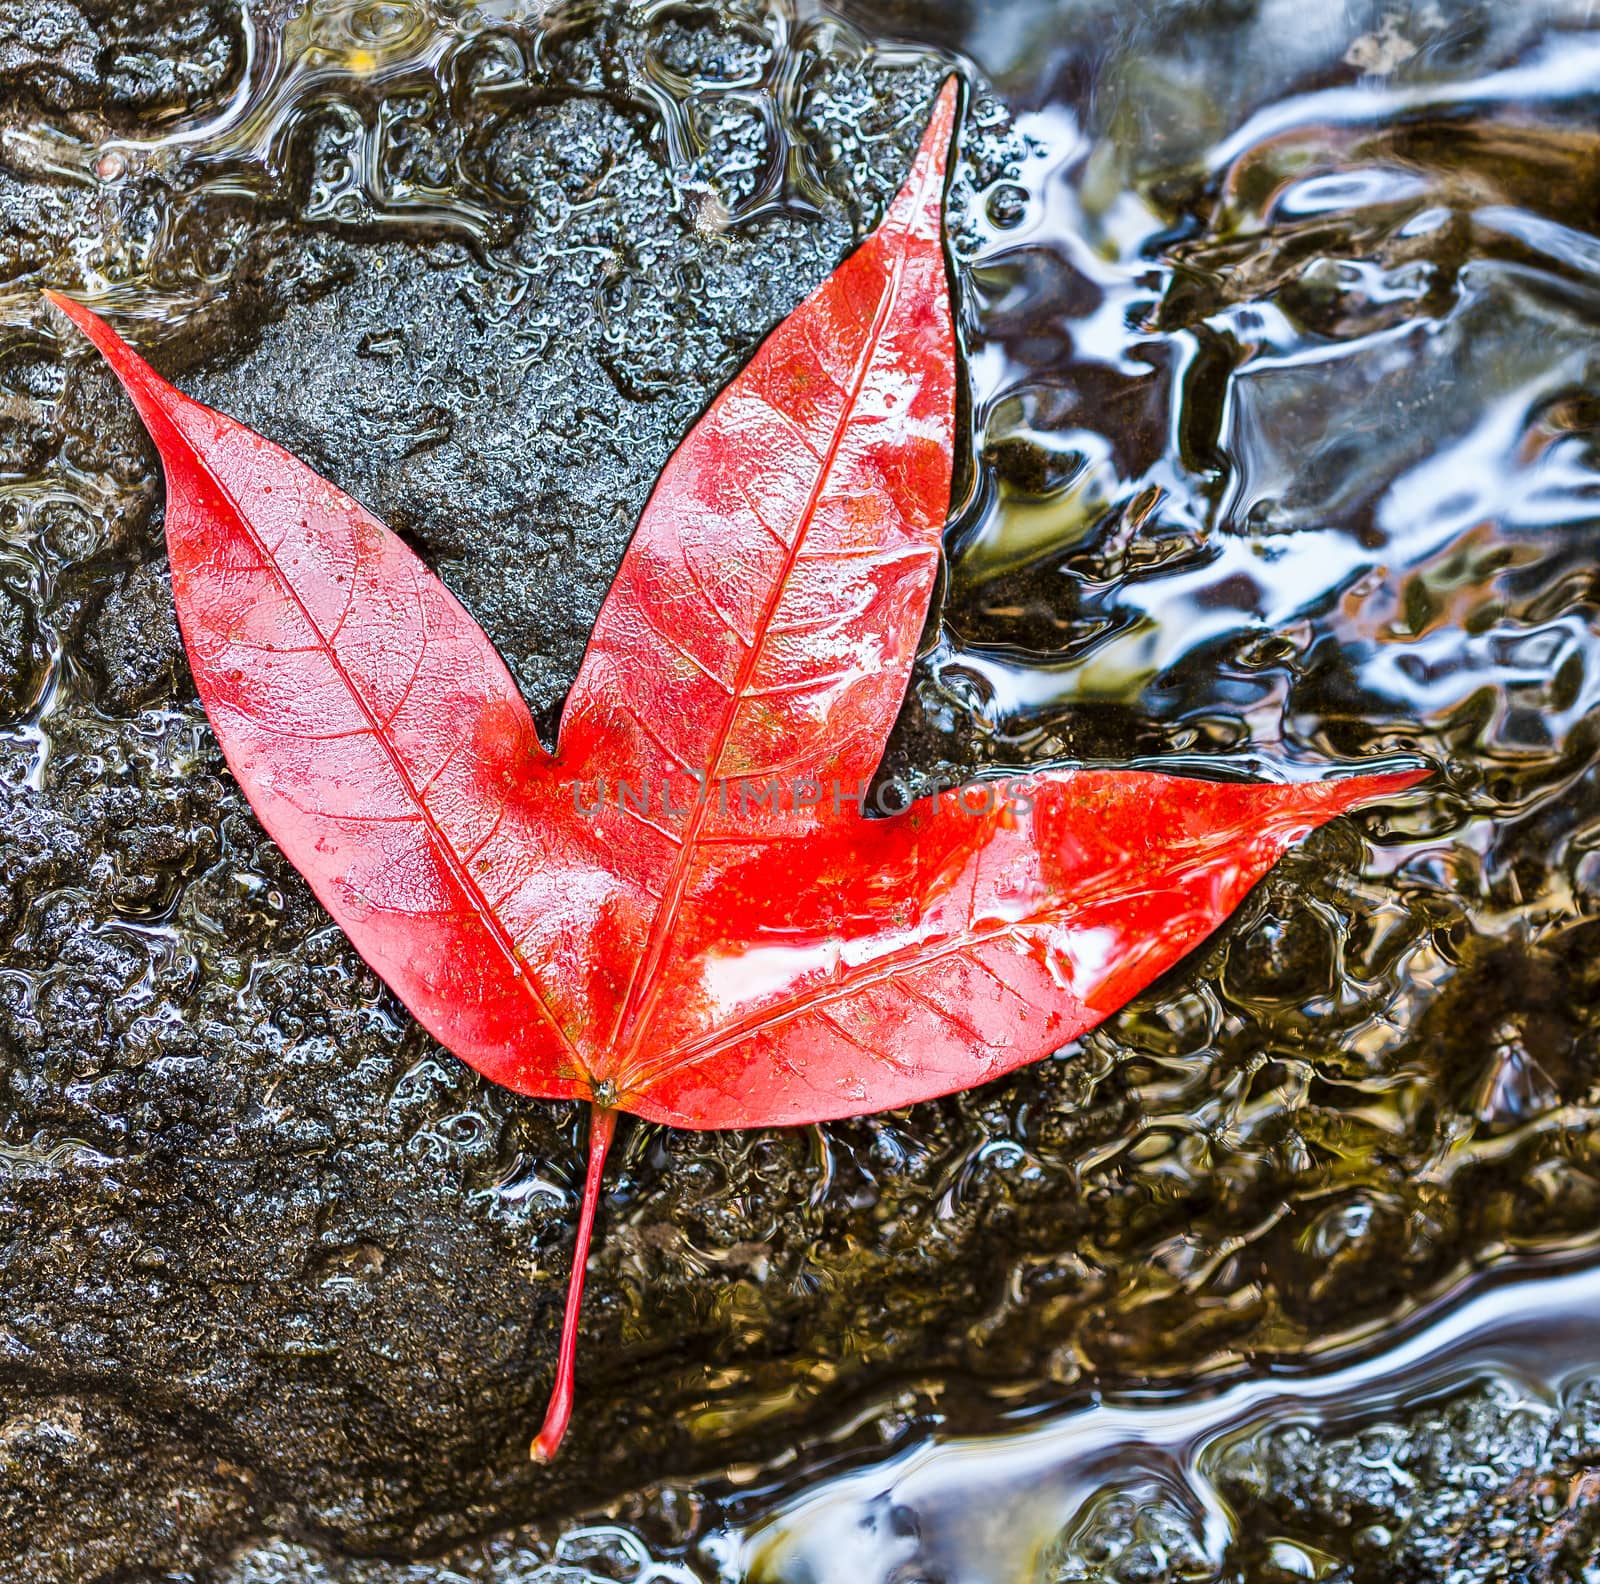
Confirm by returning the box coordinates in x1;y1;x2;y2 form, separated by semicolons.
5;0;1600;1579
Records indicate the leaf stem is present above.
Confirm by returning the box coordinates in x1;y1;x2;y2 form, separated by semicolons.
531;1102;617;1463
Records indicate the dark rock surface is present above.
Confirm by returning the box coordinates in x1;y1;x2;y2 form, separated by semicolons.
1214;1374;1600;1584
1020;1369;1600;1584
2;0;1600;1580
0;0;237;116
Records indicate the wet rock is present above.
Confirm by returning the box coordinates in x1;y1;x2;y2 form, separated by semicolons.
0;1396;256;1584
0;2;99;109
1216;1375;1600;1583
0;0;238;117
2;4;1000;1575
194;1370;1600;1583
1040;1481;1213;1583
83;557;185;714
0;579;42;721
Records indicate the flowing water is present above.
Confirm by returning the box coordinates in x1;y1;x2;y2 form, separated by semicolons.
214;1254;1600;1580
6;0;1600;1578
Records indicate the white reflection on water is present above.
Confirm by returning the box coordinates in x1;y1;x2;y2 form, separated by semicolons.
742;1259;1600;1584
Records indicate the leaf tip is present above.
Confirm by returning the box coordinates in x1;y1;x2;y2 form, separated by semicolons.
39;287;184;444
880;73;965;240
1220;763;1430;855
920;73;962;175
1252;762;1429;846
1320;763;1431;814
41;288;139;374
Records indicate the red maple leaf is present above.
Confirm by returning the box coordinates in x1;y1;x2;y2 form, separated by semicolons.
46;79;1423;1459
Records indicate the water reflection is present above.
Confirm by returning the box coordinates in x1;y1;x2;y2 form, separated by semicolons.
925;27;1600;795
745;1259;1600;1583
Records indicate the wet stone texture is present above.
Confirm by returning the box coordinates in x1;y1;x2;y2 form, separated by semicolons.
3;0;1600;1580
1024;1372;1600;1584
1212;1374;1600;1584
0;0;237;116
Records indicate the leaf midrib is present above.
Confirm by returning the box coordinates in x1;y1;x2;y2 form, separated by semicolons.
612;871;1159;1103
605;238;914;1079
187;447;589;1079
